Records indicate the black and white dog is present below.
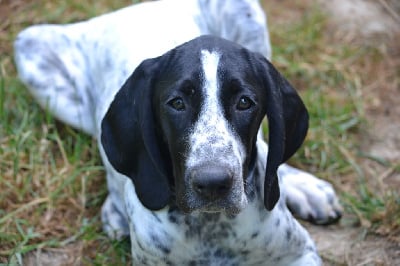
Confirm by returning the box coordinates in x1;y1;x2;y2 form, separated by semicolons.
14;0;341;265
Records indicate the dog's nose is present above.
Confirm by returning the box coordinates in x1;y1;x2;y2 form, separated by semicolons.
191;166;233;200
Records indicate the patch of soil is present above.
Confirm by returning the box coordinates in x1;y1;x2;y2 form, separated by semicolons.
22;245;82;266
320;0;400;43
306;223;400;265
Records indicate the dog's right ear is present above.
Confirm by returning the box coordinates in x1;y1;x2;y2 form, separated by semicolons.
253;54;309;211
101;58;171;210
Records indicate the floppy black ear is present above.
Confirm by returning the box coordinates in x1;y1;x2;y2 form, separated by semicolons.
100;58;171;210
256;56;309;211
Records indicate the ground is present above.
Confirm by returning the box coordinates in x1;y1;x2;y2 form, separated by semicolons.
0;0;399;265
294;0;400;264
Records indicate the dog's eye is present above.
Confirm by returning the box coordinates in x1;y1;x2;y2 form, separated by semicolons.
237;96;253;110
168;97;186;111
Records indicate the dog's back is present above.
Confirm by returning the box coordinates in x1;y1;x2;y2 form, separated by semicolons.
14;0;270;136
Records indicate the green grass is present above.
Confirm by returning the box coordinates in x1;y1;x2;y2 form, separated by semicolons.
269;6;400;236
1;1;135;264
1;0;399;264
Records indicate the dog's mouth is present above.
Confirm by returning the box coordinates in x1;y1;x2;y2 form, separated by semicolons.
176;198;247;217
196;202;246;217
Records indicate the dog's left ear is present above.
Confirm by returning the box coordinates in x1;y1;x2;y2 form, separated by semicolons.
101;57;171;210
255;55;309;211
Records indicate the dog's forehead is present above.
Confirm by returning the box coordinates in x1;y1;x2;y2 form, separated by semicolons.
172;36;245;68
194;37;256;85
157;36;256;97
200;49;220;88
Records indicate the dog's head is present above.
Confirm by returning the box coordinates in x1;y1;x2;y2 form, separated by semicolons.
101;36;308;214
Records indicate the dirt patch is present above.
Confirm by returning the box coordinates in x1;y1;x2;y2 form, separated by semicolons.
320;0;400;43
306;223;400;265
21;245;82;266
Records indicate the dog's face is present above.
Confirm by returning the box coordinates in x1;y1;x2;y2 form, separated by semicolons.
154;50;265;214
101;36;308;214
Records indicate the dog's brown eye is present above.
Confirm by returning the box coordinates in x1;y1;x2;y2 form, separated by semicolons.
237;96;253;110
168;97;185;111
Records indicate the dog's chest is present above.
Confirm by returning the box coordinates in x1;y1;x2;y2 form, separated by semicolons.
128;202;295;265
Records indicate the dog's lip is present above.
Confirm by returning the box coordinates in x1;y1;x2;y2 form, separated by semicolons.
175;197;246;216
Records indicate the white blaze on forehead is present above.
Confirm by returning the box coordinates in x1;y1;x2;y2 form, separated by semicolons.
201;50;220;97
186;50;245;169
201;50;221;120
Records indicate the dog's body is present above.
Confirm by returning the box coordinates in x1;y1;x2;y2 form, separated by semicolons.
14;0;341;265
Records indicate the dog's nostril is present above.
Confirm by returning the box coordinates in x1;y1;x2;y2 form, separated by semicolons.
191;167;233;200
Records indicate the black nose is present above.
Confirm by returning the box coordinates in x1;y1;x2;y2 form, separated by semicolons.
191;166;233;200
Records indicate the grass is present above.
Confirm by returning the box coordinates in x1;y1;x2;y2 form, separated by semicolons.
1;1;135;264
270;4;400;239
273;5;400;226
1;0;400;265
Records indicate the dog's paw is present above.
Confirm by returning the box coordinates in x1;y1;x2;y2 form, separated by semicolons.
101;196;130;239
279;164;342;225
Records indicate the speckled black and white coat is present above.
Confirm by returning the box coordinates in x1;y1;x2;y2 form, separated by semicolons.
14;0;342;265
